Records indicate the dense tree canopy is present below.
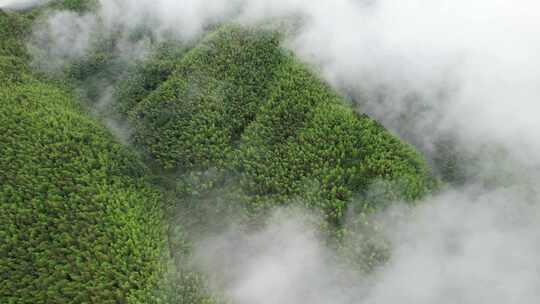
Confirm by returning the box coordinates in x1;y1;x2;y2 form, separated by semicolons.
121;24;435;226
2;5;438;303
0;12;168;302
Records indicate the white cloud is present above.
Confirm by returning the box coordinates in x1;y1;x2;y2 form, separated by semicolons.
0;0;48;10
26;2;540;303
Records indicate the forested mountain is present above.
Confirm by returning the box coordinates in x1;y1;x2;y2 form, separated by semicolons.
1;2;439;303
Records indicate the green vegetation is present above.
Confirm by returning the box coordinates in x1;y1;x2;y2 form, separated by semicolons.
129;25;285;170
115;41;189;117
0;74;166;302
123;24;435;227
236;56;433;220
0;10;35;59
2;4;439;303
47;0;99;12
0;10;169;303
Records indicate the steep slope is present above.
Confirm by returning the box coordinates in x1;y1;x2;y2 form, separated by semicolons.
0;9;35;59
236;56;433;222
121;24;435;226
1;7;436;302
130;25;285;170
0;12;167;304
0;75;166;304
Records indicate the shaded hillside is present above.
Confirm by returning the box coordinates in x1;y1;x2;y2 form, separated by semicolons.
119;24;436;226
2;4;437;303
0;11;169;303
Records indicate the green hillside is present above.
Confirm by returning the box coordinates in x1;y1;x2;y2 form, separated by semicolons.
129;26;285;170
0;41;167;304
1;4;437;304
0;10;170;303
122;24;435;226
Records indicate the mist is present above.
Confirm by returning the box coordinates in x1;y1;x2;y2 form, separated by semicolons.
0;0;47;10
365;186;540;303
30;0;540;164
193;209;369;304
25;0;540;303
280;0;540;169
194;186;540;304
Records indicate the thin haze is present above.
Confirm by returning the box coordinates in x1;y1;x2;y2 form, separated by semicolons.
0;0;48;10
32;0;540;163
27;0;540;303
195;189;540;303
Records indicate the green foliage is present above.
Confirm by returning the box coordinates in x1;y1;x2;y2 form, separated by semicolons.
130;25;285;170
0;74;166;303
237;56;434;223
156;222;219;304
0;55;29;83
64;33;129;101
127;24;436;226
47;0;99;12
1;8;439;301
1;9;214;303
431;133;471;185
0;10;36;85
0;10;35;59
67;37;117;80
115;41;188;116
236;57;362;221
157;266;218;304
60;25;185;107
354;116;435;204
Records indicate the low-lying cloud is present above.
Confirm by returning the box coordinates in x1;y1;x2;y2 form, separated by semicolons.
0;0;48;10
22;1;540;303
195;186;540;304
30;0;540;166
